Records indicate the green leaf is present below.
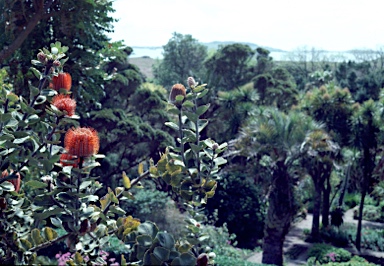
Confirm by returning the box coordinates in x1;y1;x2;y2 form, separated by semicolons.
198;119;209;133
74;252;83;264
50;217;63;228
122;171;131;189
25;180;47;189
214;157;227;166
41;89;57;97
184;111;198;122
13;136;30;144
196;89;209;99
171;253;196;266
100;194;111;211
19;239;33;251
165;122;179;131
196;104;210;117
42;227;58;241
29;67;41;80
31;228;44;245
182;100;194;108
29;85;40;97
153;246;170;262
138;222;159;240
156;232;175;250
137;235;153;247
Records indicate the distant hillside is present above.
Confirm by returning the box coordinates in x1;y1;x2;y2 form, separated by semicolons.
130;41;285;59
203;41;286;52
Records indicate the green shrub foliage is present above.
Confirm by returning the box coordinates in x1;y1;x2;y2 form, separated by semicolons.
0;43;227;265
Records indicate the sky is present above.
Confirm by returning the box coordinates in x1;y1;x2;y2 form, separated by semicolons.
108;0;384;52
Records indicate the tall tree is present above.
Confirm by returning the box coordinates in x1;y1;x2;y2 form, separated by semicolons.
350;99;381;251
152;32;207;88
236;107;322;266
204;43;255;91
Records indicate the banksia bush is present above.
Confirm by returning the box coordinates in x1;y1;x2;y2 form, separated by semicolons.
64;127;100;158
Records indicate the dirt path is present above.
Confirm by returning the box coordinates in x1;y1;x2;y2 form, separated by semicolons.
246;209;384;265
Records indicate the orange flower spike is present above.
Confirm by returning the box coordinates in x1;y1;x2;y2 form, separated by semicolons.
60;153;80;168
169;83;186;108
1;170;21;193
51;94;76;116
50;72;72;91
64;127;100;158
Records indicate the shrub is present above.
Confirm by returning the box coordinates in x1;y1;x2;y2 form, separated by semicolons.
205;171;265;248
320;226;351;247
307;243;351;263
0;43;228;265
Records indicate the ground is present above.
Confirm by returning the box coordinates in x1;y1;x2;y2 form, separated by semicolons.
246;209;384;265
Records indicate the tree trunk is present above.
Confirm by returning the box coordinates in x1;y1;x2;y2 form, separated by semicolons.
262;224;287;266
262;164;293;266
322;175;331;227
311;182;322;241
356;188;367;251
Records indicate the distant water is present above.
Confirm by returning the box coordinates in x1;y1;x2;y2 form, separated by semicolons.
131;47;356;62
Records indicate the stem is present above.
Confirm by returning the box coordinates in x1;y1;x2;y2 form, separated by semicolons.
178;110;186;166
99;170;150;218
22;61;53;120
29;233;72;253
193;98;201;184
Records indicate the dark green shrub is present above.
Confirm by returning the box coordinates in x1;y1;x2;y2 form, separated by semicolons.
344;193;360;209
121;188;186;239
307;243;351;263
205;172;265;248
317;255;378;266
320;226;351;247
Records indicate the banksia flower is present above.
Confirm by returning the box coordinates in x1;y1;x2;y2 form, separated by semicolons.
52;94;76;116
169;83;186;108
64;127;99;158
60;153;80;168
1;170;21;193
50;72;72;91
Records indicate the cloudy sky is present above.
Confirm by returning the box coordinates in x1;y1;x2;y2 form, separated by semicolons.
108;0;384;52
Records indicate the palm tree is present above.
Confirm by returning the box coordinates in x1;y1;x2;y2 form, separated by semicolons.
236;107;322;266
350;99;381;251
300;129;340;241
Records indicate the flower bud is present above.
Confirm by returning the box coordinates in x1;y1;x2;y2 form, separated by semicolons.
169;84;186;108
50;72;72;91
51;47;59;55
187;77;197;88
212;143;219;150
53;60;61;67
0;197;7;209
197;253;209;266
37;52;47;63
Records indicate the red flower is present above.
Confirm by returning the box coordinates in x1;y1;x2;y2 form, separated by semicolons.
60;153;80;168
51;94;76;116
1;170;21;193
64;127;100;158
50;72;72;91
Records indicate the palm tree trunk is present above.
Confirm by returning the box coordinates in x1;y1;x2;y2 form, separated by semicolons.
355;187;367;251
322;175;331;227
262;164;293;266
311;182;322;241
